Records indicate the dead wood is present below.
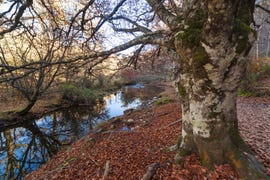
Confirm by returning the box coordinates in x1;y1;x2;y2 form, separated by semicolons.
157;119;181;130
141;162;159;180
102;161;110;180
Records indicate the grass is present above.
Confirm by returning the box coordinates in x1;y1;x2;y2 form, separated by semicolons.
156;97;174;106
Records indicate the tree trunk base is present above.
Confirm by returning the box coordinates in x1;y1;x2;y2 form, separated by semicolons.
175;139;270;180
174;148;191;164
226;145;269;180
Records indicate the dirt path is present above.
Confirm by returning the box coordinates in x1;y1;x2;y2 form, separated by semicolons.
26;97;270;179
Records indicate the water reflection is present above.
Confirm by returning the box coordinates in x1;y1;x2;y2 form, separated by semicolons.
0;123;60;179
0;84;163;179
104;92;141;117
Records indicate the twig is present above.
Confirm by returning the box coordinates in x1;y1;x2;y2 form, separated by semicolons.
141;162;159;180
102;130;142;134
89;157;99;166
157;119;182;130
102;161;110;180
157;111;173;117
107;131;113;140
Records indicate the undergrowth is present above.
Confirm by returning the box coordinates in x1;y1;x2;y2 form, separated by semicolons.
59;84;105;104
238;58;270;96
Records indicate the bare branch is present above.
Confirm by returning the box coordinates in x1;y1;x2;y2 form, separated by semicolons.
256;4;270;14
110;16;152;33
145;0;177;28
87;0;128;41
0;0;33;36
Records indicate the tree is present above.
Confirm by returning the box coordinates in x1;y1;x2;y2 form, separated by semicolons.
0;0;107;115
143;1;269;179
77;1;269;178
1;0;270;179
87;0;270;178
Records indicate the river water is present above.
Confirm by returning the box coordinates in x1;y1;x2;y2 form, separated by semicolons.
0;84;163;179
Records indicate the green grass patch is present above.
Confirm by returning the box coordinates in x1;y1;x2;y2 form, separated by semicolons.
156;97;174;106
59;84;105;104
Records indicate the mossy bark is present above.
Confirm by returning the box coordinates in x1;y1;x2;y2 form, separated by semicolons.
174;1;269;179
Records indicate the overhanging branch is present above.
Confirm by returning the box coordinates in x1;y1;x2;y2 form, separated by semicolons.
256;4;270;14
0;31;172;83
145;0;177;28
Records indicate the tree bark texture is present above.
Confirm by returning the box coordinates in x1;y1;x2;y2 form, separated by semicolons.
174;0;269;179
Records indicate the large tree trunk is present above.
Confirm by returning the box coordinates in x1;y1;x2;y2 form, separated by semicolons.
174;1;269;179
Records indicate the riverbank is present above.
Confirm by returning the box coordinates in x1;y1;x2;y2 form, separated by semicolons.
0;84;122;130
25;84;270;179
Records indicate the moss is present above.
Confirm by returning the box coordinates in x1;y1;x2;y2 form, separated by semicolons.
176;135;182;149
174;148;190;164
177;29;202;47
178;85;187;98
234;19;256;54
237;90;253;97
193;46;209;67
236;1;254;25
233;1;256;54
192;46;210;79
208;112;220;119
177;9;207;48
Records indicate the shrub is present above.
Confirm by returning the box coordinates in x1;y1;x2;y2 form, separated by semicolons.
77;77;93;89
59;84;97;104
239;58;270;96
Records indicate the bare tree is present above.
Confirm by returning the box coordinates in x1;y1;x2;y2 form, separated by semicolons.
0;0;108;114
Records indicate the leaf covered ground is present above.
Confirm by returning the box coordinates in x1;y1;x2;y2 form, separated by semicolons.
26;92;270;179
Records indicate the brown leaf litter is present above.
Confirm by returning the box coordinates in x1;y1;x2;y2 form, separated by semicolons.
26;97;270;179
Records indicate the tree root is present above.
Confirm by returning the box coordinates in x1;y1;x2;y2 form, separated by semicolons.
174;148;192;164
174;137;270;179
141;162;159;180
226;146;270;180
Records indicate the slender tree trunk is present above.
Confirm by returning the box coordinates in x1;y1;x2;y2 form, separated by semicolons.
18;99;37;115
174;1;269;179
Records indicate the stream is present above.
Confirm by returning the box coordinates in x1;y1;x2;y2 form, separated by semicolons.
0;83;163;179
